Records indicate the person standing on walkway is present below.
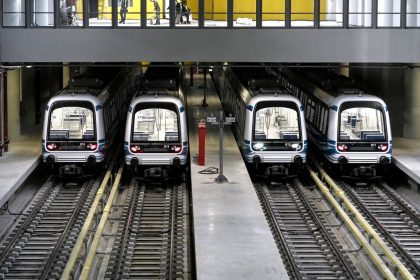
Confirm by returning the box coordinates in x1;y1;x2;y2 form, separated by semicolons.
150;0;160;25
119;0;129;24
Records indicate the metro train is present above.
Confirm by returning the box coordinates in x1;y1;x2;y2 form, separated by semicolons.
124;65;188;180
269;66;392;177
42;67;138;176
213;66;307;177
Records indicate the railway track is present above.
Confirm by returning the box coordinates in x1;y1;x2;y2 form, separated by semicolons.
255;180;361;280
103;181;190;279
340;181;420;277
0;178;99;279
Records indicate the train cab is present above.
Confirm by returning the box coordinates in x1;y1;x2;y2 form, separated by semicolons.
124;95;188;179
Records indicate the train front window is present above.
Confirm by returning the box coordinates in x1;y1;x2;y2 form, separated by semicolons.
132;103;179;142
253;102;300;141
339;102;386;141
49;102;95;141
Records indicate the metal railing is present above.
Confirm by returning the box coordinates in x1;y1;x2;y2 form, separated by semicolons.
2;0;420;29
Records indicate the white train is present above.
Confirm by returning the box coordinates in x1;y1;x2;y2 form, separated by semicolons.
213;66;307;177
124;65;188;180
269;67;392;177
42;67;138;176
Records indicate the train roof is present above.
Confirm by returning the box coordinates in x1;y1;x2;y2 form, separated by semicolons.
129;95;184;107
248;94;303;107
46;93;101;107
331;94;388;107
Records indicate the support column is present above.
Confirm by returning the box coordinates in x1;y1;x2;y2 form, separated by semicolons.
403;68;420;138
6;69;21;141
0;72;4;155
63;64;70;88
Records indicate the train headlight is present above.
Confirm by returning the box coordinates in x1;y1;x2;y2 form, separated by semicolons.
252;143;264;150
130;145;143;153
171;145;182;153
377;144;388;151
337;144;348;152
46;143;58;151
87;143;98;151
291;143;302;150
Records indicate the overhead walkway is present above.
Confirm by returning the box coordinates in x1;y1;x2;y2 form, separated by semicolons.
186;72;289;279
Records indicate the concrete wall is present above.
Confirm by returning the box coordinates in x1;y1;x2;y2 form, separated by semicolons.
403;68;420;139
349;66;420;139
1;29;420;63
20;67;62;135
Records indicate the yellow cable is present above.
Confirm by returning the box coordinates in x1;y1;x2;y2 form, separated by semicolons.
307;165;398;280
79;166;124;279
311;160;415;280
60;169;112;280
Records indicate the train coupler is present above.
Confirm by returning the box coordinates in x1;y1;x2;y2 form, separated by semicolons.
265;165;289;176
144;167;168;180
59;164;83;176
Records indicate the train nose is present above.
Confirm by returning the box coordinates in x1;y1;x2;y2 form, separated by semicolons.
380;156;390;164
46;155;55;163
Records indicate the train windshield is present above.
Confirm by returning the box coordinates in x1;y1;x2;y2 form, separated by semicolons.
253;101;301;141
132;102;179;142
48;101;95;141
339;101;386;142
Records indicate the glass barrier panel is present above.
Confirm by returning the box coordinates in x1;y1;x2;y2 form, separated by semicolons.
89;0;111;27
204;0;227;27
262;0;285;28
233;0;256;28
378;1;400;27
3;0;25;27
175;0;197;27
30;0;54;27
291;0;314;27
59;0;83;27
320;0;343;27
349;0;371;27
406;0;420;27
116;0;141;27
146;0;165;27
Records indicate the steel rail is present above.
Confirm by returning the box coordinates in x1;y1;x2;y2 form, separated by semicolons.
307;164;399;280
254;181;301;279
169;184;176;279
340;181;420;275
113;183;139;280
0;179;56;264
39;180;93;279
61;161;117;280
310;159;415;280
292;179;361;280
79;166;124;279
